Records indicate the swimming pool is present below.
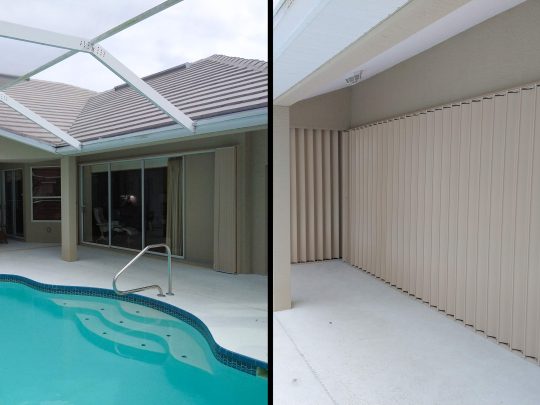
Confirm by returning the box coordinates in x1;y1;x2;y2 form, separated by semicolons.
0;275;268;404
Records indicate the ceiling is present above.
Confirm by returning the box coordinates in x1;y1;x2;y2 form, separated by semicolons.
273;0;526;106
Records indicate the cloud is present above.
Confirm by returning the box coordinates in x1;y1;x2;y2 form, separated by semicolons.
0;0;268;91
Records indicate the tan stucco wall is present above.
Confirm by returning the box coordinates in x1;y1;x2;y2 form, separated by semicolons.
351;0;540;126
290;87;351;130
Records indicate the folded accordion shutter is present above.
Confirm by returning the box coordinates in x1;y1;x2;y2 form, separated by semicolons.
342;82;540;362
290;128;342;264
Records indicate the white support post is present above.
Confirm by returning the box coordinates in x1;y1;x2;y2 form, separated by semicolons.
61;156;78;261
0;92;81;149
273;105;292;311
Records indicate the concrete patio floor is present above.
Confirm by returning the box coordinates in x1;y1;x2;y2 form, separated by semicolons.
274;260;540;405
0;240;267;362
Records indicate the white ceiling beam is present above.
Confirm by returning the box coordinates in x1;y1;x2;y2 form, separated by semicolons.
0;0;184;91
0;92;81;149
0;19;195;132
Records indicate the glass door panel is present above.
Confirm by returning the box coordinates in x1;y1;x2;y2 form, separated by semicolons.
144;158;168;253
14;170;24;237
4;171;13;235
1;169;24;238
111;161;142;250
81;164;109;245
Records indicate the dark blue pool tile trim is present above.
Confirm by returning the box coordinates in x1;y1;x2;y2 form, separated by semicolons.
0;274;267;376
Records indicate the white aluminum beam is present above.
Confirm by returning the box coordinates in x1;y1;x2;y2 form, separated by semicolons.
0;92;81;149
0;0;184;91
0;20;87;51
92;49;195;132
0;18;195;132
0;1;184;92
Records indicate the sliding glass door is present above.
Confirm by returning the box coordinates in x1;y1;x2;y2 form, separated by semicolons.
0;169;24;238
80;157;183;256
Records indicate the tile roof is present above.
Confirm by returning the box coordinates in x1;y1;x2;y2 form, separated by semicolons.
0;55;268;147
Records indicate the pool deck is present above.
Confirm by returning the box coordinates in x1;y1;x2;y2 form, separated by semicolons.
274;260;540;405
0;241;267;363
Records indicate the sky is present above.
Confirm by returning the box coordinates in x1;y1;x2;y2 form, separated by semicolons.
0;0;268;91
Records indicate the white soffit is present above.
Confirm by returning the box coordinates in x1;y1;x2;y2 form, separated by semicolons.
274;0;526;106
273;0;409;101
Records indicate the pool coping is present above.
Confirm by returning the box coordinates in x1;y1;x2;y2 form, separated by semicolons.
0;274;268;376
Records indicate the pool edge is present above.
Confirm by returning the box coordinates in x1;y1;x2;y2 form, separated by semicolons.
0;274;268;377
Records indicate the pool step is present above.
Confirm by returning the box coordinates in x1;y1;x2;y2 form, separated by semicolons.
75;313;167;363
52;298;213;372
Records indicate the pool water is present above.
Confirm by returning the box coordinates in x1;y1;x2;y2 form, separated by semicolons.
0;282;267;404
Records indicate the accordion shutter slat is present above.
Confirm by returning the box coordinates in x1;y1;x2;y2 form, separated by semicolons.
487;95;507;338
306;130;315;262
341;131;350;263
465;101;482;326
297;129;307;263
417;114;427;301
324;130;332;260
403;116;412;293
290;129;298;263
476;97;494;333
447;105;461;317
431;109;443;306
392;120;400;286
439;107;451;311
315;130;324;261
500;91;520;345
332;131;340;258
512;87;536;352
423;112;435;301
456;103;471;321
410;115;419;295
526;86;540;359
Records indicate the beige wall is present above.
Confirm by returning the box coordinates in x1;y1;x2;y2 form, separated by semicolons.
344;82;540;360
350;0;540;126
290;87;351;130
184;153;214;266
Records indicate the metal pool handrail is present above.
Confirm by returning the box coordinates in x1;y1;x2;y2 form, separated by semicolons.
113;243;174;297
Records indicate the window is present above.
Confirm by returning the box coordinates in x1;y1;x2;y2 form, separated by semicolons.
32;167;61;221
